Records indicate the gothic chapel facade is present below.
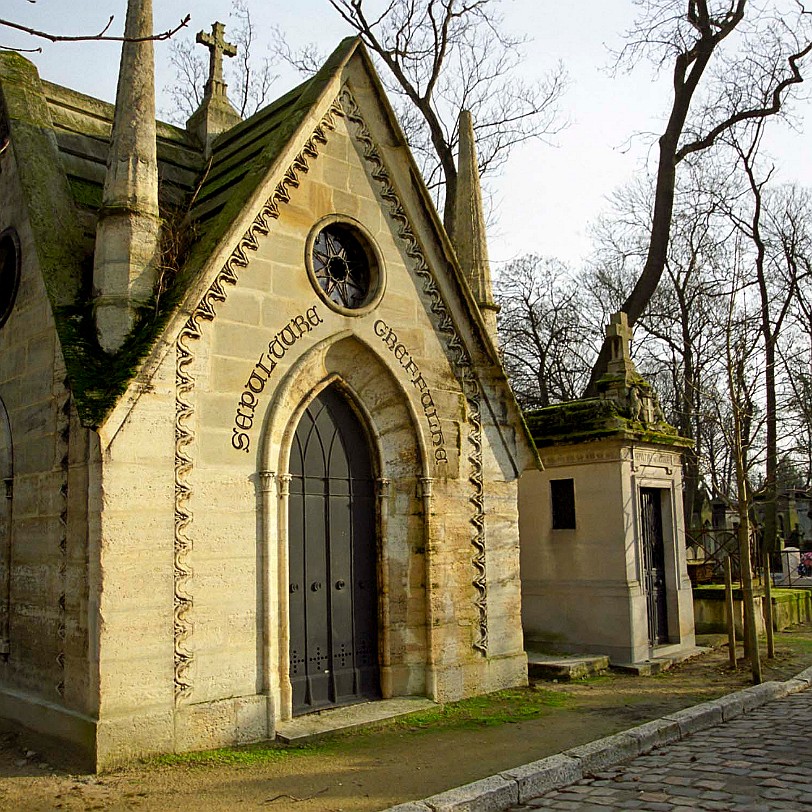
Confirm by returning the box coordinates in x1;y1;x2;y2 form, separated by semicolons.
0;2;534;766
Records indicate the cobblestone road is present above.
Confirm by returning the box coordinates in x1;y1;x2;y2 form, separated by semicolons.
510;689;812;811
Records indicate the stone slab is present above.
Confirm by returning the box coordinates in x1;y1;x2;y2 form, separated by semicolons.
664;700;724;736
525;652;609;681
738;680;788;712
275;696;436;744
625;717;681;752
713;691;746;721
613;646;708;676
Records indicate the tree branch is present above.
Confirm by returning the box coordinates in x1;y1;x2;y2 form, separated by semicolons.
0;14;190;45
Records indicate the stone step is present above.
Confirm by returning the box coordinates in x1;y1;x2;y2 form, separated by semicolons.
275;696;436;744
612;645;708;676
526;652;610;681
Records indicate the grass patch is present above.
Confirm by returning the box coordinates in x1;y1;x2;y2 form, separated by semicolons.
145;686;571;769
573;673;613;686
148;739;338;768
774;631;812;654
393;686;570;733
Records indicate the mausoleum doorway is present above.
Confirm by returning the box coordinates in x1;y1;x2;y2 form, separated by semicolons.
288;385;380;714
640;487;669;646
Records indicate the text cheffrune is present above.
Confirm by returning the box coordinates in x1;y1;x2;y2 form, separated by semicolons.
373;319;448;464
231;306;324;453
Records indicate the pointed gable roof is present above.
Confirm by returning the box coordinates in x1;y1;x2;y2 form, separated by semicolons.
0;39;536;471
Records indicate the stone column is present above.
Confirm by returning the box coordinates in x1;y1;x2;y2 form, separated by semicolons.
257;470;277;734
377;477;392;698
275;473;293;720
420;476;438;698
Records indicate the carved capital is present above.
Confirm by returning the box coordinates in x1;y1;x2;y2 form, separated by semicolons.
419;477;434;500
258;471;276;494
277;473;293;497
376;477;392;500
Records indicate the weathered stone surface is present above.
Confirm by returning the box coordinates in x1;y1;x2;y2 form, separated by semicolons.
500;754;582;803
664;701;724;736
424;775;518;812
92;0;160;352
625;717;682;752
564;731;640;774
0;35;535;769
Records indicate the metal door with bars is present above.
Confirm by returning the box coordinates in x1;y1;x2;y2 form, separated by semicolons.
640;487;669;646
288;386;380;714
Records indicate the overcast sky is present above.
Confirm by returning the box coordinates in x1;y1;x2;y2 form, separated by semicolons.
4;1;812;271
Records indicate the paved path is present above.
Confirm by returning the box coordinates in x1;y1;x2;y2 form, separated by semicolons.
509;689;812;811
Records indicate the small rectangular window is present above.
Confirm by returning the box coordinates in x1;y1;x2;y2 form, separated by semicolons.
551;478;576;530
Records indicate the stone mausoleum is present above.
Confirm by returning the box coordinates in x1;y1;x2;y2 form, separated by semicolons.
519;314;697;666
0;1;535;767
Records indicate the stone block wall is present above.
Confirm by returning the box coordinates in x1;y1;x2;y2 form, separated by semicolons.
520;439;695;664
0;152;93;744
88;90;527;764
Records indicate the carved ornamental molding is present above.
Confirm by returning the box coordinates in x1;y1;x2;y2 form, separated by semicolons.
173;99;345;703
339;89;488;655
172;85;493;707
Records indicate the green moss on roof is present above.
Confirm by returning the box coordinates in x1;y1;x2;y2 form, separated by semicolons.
525;398;690;449
67;176;103;210
0;38;359;427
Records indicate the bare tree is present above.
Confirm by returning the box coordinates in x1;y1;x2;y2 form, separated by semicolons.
784;250;812;485
315;0;567;230
711;127;812;584
585;165;740;525
584;0;812;396
493;256;596;409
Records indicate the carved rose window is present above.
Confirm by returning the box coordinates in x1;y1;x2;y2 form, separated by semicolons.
311;224;372;310
306;216;386;316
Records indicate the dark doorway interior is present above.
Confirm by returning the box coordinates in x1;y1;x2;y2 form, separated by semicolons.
288;386;380;714
640;487;669;646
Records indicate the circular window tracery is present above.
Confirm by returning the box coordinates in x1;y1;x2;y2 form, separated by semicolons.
306;218;384;315
312;225;370;309
0;230;21;331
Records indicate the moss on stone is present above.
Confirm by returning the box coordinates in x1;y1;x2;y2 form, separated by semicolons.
525;397;690;450
0;39;406;429
67;177;103;210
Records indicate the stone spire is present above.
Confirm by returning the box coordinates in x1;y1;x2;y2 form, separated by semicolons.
186;22;242;154
92;0;161;354
452;109;499;338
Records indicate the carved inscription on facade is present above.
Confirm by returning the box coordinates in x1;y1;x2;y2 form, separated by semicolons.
231;306;324;453
633;450;675;473
373;319;448;464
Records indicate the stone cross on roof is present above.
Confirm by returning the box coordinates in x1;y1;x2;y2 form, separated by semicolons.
606;311;632;367
197;21;237;96
187;21;242;154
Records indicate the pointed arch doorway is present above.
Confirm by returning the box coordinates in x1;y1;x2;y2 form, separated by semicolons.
288;385;381;714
